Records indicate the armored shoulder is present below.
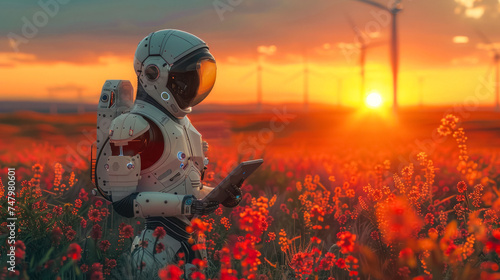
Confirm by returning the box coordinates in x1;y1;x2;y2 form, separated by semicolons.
109;113;150;145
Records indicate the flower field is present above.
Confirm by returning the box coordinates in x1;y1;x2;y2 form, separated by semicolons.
1;109;500;280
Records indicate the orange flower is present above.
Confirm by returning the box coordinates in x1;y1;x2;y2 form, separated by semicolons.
457;181;467;193
376;196;423;243
191;218;207;233
337;231;356;254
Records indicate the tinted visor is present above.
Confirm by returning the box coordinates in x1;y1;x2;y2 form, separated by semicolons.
166;48;216;109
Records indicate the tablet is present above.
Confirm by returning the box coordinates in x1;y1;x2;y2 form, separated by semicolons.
202;159;264;203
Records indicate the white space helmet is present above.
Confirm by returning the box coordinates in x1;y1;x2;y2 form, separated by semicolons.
133;29;217;118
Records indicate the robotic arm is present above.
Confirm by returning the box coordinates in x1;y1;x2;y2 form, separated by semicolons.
128;192;219;218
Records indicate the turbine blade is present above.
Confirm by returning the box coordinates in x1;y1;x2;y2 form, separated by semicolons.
474;28;494;45
352;0;389;11
485;60;495;78
345;13;367;45
365;40;388;49
238;70;256;83
309;68;327;77
281;71;302;83
263;66;283;75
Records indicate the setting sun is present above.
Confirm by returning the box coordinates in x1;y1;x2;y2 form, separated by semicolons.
365;92;383;108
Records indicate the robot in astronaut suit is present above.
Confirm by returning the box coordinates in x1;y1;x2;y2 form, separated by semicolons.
92;29;242;278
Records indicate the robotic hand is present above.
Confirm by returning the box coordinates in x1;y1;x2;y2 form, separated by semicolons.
191;199;219;216
222;183;243;208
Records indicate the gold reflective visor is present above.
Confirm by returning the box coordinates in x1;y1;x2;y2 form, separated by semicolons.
192;59;216;106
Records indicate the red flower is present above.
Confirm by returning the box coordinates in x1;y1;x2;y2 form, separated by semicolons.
337;231;356;254
105;258;117;269
52;227;63;244
91;224;102;240
280;203;290;214
191;218;207;233
88;209;102;223
100;207;110;218
399;247;414;259
156;242;165;253
120;224;134;239
457;181;467;193
92;263;103;272
89;263;104;280
91;270;103;280
190;271;206;280
81;218;87;229
192;258;207;270
485;229;500;256
95;200;103;208
376;196;423;243
67;243;82;261
337;214;347;225
318;252;336;271
80;264;89;273
336;258;347;269
158;264;183;280
99;240;111;252
289;252;314;276
79;188;89;201
66;229;77;241
53;206;63;216
425;213;435;225
14;240;26;260
153;226;167;239
75;199;83;208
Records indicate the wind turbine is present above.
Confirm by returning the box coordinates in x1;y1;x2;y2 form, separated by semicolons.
418;76;425;107
47;89;58;115
281;52;336;111
47;84;86;114
352;0;403;112
346;15;385;105
77;88;85;114
238;56;280;112
337;77;343;107
303;54;309;112
476;30;500;110
280;56;310;112
257;60;263;111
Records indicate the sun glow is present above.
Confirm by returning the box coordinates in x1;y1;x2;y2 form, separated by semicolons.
365;92;383;108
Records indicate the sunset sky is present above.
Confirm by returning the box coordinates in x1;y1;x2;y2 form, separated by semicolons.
1;0;499;107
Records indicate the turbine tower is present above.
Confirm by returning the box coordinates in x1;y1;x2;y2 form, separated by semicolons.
303;52;309;112
257;60;263;111
337;78;343;107
418;76;425;107
353;0;403;112
346;15;385;105
476;30;500;110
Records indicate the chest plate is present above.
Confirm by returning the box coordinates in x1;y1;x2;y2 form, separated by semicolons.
131;101;206;197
